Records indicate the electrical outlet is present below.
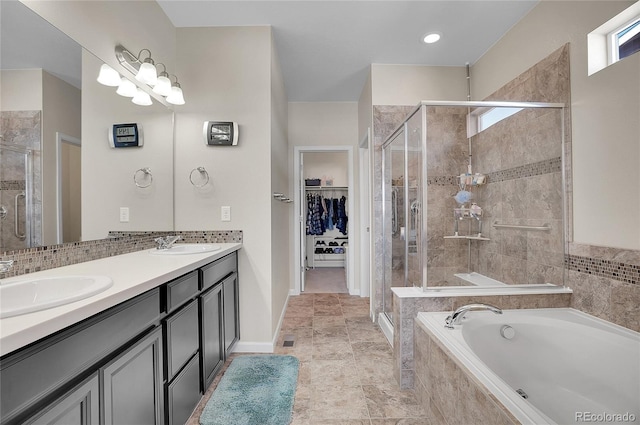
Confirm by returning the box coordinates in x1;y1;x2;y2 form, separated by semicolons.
119;207;130;223
221;206;231;222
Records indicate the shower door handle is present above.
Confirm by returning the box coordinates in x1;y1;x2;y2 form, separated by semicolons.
14;192;26;240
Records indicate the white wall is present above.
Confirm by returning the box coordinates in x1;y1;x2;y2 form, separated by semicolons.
371;64;468;105
270;35;290;335
174;26;275;348
81;51;174;240
358;69;373;143
472;0;640;250
0;69;43;110
303;152;349;187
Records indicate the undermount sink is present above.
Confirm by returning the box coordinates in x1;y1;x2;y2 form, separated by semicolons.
0;275;113;319
149;243;221;255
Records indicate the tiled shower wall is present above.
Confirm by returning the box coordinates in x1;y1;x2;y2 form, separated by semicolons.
0;230;243;279
0;111;43;251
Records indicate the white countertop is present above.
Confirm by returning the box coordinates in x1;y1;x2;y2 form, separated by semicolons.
0;243;242;357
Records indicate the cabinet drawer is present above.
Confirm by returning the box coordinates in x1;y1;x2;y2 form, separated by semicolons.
201;252;237;290
166;354;200;425
166;271;199;313
165;299;199;380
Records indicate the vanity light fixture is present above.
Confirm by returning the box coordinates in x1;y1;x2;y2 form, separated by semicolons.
115;44;185;105
116;77;138;97
165;76;185;105
132;88;153;106
97;64;121;86
422;32;442;44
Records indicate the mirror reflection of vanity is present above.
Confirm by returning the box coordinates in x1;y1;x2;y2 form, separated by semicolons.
0;0;174;252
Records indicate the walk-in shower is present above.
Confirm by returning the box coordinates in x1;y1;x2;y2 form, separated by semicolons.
381;101;566;323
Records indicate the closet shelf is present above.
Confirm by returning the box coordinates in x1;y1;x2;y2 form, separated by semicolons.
305;186;348;190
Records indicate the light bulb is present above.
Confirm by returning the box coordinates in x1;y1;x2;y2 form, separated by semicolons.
135;59;158;86
422;33;441;44
97;64;121;86
132;88;153;106
152;74;172;96
166;85;185;105
116;77;137;97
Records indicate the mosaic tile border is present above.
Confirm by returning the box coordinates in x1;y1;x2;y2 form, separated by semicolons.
487;157;562;183
426;157;562;188
0;180;26;190
566;254;639;285
0;230;243;278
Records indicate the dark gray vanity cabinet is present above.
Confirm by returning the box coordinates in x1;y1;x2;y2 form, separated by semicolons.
102;327;164;425
1;288;161;425
0;249;240;425
24;374;100;425
163;270;201;425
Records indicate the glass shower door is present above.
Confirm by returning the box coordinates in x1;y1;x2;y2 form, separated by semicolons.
382;126;407;323
0;144;34;251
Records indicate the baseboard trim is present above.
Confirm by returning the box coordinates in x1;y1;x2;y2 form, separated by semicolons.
232;341;274;353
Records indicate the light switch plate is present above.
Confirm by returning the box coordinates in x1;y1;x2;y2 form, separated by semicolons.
119;207;130;223
221;206;231;222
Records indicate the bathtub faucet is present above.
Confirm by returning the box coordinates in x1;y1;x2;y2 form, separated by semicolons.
444;303;502;329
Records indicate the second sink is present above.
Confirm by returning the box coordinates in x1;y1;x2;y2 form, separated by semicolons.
149;244;221;255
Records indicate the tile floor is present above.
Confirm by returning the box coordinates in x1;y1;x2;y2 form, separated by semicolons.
188;293;430;425
303;268;348;293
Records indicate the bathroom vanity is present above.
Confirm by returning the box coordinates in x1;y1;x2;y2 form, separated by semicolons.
0;243;241;425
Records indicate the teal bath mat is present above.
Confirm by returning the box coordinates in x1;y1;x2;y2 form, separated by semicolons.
200;355;299;425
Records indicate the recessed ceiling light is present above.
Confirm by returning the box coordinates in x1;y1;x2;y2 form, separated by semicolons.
423;32;441;44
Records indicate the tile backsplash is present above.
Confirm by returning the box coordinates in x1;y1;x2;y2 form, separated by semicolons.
0;230;242;279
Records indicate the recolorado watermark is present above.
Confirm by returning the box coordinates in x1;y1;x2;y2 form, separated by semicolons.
576;412;637;423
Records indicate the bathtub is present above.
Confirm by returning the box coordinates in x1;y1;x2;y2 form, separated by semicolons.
416;308;640;425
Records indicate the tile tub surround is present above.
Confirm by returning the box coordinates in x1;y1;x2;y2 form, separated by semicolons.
567;242;640;332
413;318;518;425
0;230;242;279
391;288;572;390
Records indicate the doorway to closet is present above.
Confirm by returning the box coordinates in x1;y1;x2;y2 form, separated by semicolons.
294;147;354;295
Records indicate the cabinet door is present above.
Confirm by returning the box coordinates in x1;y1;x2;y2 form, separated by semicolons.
25;374;99;425
166;354;200;425
165;299;199;380
223;272;240;356
102;328;164;425
200;283;223;390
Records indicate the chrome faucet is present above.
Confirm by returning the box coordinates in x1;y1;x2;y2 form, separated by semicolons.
0;260;14;273
445;303;502;329
154;235;182;250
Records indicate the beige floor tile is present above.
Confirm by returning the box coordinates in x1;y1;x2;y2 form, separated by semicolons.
313;316;347;328
362;383;426;419
310;358;361;387
310;384;371;420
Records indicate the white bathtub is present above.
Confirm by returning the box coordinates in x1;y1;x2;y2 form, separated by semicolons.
417;308;640;425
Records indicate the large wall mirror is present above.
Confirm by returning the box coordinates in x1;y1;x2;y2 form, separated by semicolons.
0;0;174;252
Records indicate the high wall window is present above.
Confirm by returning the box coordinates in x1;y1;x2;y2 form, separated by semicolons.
609;17;640;64
588;3;640;76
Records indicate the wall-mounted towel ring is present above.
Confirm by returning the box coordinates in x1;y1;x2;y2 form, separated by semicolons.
190;166;210;188
134;167;153;188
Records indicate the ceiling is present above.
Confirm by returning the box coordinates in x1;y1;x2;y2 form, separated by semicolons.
158;1;539;102
1;1;539;102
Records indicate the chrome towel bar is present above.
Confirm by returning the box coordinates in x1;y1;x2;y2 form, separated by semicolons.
493;222;551;231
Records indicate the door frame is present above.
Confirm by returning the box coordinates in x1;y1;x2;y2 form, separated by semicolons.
56;132;81;244
293;145;355;295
